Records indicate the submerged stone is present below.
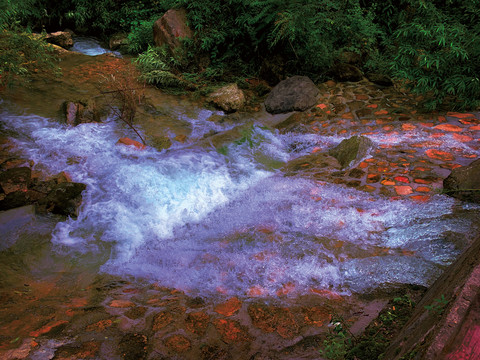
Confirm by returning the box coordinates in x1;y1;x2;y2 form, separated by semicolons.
328;136;374;169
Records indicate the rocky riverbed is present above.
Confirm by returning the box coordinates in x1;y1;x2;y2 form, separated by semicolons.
1;46;480;359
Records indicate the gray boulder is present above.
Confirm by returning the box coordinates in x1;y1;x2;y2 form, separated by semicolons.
443;159;480;203
264;76;319;114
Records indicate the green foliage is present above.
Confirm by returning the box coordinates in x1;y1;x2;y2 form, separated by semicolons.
320;318;353;360
126;17;157;54
424;294;449;315
389;0;480;110
135;45;185;88
0;29;59;89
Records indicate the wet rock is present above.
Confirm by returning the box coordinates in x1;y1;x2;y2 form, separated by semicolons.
200;344;230;360
248;303;299;339
443;158;480;203
46;31;73;48
0;167;31;194
152;311;173;331
125;306;147;320
185;296;206;309
207;83;245;113
153;8;193;51
62;99;101;126
366;72;393;87
283;153;341;177
274;112;311;134
213;318;251;343
214;297;242;317
264;76;319;114
38;182;87;217
118;333;148;360
53;341;101;360
328;136;374;169
164;334;191;353
117;137;146;150
329;63;363;82
151;136;172;150
185;311;210;335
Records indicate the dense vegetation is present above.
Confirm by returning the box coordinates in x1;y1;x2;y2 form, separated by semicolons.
1;0;479;110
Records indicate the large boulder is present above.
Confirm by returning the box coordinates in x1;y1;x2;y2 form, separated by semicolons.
264;76;319;114
207;83;245;113
328;136;373;169
443;158;480;203
46;31;73;49
153;8;193;51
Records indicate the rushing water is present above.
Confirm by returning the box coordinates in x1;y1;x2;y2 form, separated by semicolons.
71;36;121;57
2;99;479;299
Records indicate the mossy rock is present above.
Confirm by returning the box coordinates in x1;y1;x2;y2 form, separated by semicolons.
328;136;373;169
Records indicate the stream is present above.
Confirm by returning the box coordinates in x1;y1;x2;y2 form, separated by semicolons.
1;38;480;359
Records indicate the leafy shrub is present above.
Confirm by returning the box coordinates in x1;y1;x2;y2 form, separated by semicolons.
126;17;157;54
135;45;186;88
0;30;59;89
388;0;480;110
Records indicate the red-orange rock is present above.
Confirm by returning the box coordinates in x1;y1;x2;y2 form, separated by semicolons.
152;311;173;331
394;176;410;184
109;299;135;308
164;334;191;353
410;195;430;203
402;123;416;131
29;320;68;337
214;297;242;317
453;134;474;142
185;311;210;335
434;124;463;132
213;319;250;343
447;112;475;119
247;303;298;338
303;306;332;327
425;149;454;161
416;186;431;192
395;186;413;195
117;137;146;150
86;319;113;332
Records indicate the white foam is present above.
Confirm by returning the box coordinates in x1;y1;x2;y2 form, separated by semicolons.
2;108;479;297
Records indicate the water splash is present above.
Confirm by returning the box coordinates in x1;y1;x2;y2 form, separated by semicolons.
1;106;479;297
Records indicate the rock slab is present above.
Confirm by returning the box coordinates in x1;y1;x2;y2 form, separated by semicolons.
264;76;319;114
